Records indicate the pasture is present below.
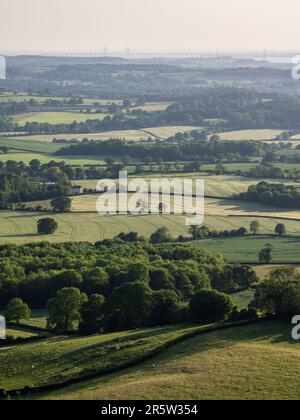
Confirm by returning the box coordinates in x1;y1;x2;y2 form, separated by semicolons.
193;235;300;263
0;324;206;391
44;321;300;401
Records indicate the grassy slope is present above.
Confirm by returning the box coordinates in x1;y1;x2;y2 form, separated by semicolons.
43;321;300;401
0;324;210;391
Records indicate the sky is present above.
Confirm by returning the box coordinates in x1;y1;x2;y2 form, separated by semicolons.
1;0;300;53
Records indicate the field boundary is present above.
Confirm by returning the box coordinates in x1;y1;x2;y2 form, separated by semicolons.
0;317;271;398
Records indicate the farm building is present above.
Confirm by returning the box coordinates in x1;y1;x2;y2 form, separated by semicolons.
72;185;84;195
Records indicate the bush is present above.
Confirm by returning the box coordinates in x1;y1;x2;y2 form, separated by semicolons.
189;289;234;323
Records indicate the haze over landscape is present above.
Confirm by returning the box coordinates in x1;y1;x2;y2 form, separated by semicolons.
1;0;300;53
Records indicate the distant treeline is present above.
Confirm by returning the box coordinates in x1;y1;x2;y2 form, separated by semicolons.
56;138;263;161
3;87;300;133
236;181;300;208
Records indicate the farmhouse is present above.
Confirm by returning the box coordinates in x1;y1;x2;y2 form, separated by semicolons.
72;184;84;195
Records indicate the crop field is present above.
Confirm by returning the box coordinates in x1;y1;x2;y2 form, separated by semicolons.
218;129;284;141
70;193;300;223
0;211;190;244
44;321;300;401
5;125;201;144
14;112;112;125
0;324;207;391
1;208;300;262
141;174;300;196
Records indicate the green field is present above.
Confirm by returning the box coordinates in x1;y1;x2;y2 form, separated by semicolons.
14;112;111;125
193;235;300;263
0;324;208;391
0;138;61;154
43;321;300;400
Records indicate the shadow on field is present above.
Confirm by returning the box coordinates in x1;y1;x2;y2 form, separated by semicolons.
0;233;39;239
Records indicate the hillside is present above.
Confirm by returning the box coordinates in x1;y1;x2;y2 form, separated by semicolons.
42;321;300;401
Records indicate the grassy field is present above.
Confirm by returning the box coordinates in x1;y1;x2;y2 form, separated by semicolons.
132;102;173;112
0;152;113;165
5;126;200;144
1;209;300;262
218;129;284;141
193;235;300;263
42;321;300;400
14;112;111;125
0;139;61;154
0;211;190;244
5;329;39;340
0;324;209;391
252;264;300;279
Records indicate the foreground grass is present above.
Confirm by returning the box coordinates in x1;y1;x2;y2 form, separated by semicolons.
0;324;208;392
43;321;300;401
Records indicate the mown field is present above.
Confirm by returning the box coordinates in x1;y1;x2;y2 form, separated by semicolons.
14;112;112;125
142;174;300;197
41;321;300;400
70;192;300;223
218;129;285;141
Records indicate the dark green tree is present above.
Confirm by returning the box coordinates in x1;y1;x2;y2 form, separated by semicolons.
79;294;105;335
37;218;58;235
51;195;71;212
189;289;233;323
46;287;87;333
6;298;31;323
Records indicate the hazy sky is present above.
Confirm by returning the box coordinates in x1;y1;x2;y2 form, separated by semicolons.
1;0;300;53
